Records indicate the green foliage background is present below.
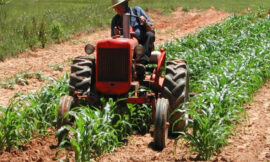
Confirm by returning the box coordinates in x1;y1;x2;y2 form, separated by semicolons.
1;0;270;61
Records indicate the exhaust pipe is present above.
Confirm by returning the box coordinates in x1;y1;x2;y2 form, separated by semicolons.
123;13;130;38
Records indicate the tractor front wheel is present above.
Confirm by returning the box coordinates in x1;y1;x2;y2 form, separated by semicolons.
57;95;74;145
154;98;169;150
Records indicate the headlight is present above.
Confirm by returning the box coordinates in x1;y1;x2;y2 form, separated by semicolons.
84;44;95;54
134;44;144;59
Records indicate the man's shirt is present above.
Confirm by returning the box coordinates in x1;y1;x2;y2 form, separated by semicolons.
111;6;152;39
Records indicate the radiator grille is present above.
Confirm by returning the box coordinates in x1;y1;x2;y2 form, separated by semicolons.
97;48;129;82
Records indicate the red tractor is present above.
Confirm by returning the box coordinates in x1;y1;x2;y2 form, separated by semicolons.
57;13;189;150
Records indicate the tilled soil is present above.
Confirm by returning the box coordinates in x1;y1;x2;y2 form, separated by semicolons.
2;7;267;162
98;134;193;162
214;80;270;162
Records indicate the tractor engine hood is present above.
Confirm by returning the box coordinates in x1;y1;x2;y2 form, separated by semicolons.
95;37;138;95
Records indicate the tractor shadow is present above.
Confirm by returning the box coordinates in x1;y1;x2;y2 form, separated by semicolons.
147;131;180;151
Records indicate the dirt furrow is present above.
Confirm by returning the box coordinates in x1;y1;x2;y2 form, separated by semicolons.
215;80;270;162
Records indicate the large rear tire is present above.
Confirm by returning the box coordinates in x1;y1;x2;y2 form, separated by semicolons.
154;98;169;150
69;56;95;96
162;59;189;132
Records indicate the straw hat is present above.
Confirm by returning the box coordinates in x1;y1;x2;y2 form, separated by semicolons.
111;0;128;8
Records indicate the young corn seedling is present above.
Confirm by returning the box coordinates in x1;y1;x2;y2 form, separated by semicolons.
164;12;270;159
0;74;69;151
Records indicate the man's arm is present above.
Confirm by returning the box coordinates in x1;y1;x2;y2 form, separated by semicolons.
134;7;152;25
134;6;153;31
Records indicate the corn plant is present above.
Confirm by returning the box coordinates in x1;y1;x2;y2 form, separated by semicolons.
49;63;64;71
126;103;152;134
0;74;69;151
164;11;270;159
56;97;152;161
0;72;47;89
58;99;129;161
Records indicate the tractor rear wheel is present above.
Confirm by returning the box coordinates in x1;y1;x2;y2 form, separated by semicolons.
161;59;189;132
69;56;95;96
57;95;74;145
154;98;169;150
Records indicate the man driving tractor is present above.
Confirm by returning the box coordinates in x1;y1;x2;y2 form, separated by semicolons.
110;0;155;65
57;0;189;150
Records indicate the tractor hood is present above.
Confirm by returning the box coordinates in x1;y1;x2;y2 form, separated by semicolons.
95;37;138;95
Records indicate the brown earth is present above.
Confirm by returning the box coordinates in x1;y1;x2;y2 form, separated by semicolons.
0;130;75;162
214;80;270;162
2;7;268;162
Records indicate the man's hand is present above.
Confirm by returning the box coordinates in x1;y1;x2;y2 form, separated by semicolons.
113;26;121;35
139;16;147;24
139;16;152;32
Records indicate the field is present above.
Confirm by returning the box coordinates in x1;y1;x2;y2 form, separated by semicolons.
0;0;270;161
165;12;270;159
1;0;270;61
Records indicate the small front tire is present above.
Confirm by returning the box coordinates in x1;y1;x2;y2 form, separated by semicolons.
57;95;74;145
154;98;170;150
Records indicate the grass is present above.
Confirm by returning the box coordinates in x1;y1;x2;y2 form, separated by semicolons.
0;0;112;61
1;0;270;61
137;0;270;13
